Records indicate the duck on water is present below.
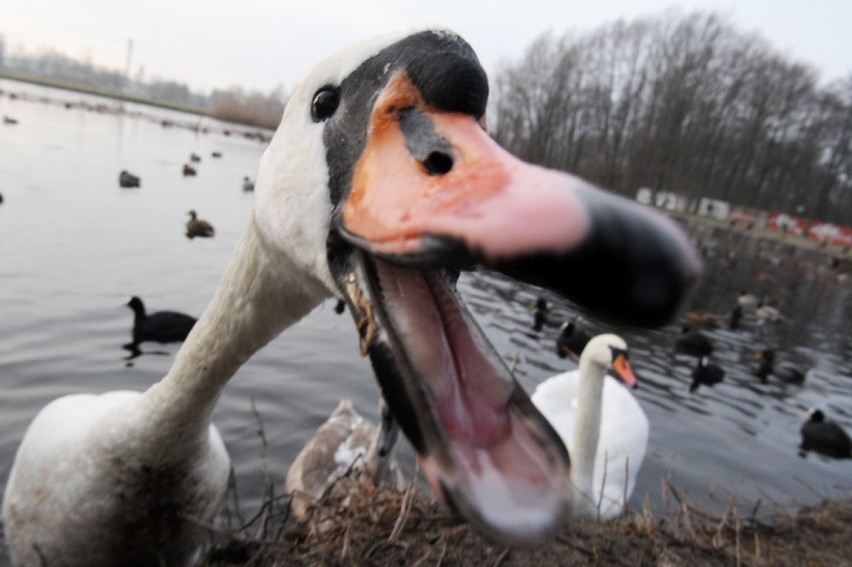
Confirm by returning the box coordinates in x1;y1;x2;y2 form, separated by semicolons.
2;29;701;566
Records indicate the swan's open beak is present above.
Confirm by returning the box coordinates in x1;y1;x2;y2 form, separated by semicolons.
331;72;700;545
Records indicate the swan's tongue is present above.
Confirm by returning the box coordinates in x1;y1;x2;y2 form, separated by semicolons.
337;250;571;545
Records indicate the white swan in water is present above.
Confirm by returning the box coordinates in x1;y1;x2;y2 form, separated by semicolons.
532;334;649;520
2;29;700;564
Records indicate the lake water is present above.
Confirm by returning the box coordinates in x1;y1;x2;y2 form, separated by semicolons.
1;79;850;556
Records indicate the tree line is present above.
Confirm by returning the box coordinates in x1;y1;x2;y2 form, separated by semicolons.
489;11;851;226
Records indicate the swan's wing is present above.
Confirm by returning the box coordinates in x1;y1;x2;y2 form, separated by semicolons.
530;371;581;446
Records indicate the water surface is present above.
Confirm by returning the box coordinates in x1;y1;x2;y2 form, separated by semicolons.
1;80;850;555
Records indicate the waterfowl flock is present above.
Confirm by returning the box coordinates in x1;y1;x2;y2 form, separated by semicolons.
1;26;848;567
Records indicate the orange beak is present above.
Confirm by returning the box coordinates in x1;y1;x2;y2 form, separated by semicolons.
612;354;638;388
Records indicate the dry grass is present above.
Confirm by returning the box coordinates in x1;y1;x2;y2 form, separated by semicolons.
190;401;852;566
191;468;852;567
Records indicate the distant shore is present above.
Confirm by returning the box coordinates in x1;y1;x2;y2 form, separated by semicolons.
0;73;275;144
0;70;210;117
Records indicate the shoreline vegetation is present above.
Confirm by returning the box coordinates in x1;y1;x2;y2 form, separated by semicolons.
0;70;284;130
194;472;852;566
0;73;276;145
0;69;210;116
191;404;852;567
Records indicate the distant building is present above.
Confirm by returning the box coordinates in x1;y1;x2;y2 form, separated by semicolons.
635;187;688;212
697;198;730;221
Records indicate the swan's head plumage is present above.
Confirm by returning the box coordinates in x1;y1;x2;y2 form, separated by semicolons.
252;31;424;294
582;334;636;388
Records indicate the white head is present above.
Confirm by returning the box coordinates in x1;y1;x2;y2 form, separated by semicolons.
252;32;410;294
581;334;637;388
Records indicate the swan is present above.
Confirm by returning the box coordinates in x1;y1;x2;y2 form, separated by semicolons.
531;334;649;520
186;210;215;239
2;29;700;564
286;398;404;521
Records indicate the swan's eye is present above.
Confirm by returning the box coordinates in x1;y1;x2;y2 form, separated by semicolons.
311;87;340;122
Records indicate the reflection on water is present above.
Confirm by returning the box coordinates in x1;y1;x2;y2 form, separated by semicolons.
0;79;850;544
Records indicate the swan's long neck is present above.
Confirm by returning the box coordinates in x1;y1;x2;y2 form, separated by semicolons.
119;220;332;457
571;356;606;517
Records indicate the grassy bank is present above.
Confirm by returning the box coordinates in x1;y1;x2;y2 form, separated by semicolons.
193;474;852;566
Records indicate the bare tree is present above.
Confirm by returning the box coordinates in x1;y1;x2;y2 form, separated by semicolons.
490;10;852;225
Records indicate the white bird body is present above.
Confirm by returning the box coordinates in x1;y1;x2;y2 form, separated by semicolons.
532;335;649;520
2;390;229;565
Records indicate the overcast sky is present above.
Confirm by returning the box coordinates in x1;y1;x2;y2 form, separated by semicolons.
3;0;850;94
